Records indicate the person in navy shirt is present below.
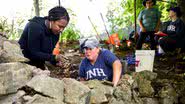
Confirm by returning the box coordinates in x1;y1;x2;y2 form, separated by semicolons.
18;6;70;69
79;38;122;87
155;7;185;54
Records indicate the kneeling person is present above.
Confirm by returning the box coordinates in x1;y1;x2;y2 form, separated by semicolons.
79;38;122;87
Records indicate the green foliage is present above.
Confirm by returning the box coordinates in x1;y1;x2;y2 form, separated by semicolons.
157;0;177;22
60;24;80;41
106;0;177;34
0;16;25;40
106;0;144;32
0;17;10;35
59;8;80;41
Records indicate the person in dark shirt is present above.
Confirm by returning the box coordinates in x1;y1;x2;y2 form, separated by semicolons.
155;7;185;54
79;38;122;87
18;6;70;69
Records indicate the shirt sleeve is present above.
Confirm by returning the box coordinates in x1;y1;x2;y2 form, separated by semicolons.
27;22;56;61
79;60;86;78
102;50;119;67
138;10;143;21
176;20;185;39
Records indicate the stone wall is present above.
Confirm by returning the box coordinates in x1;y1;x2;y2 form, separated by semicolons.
0;35;185;104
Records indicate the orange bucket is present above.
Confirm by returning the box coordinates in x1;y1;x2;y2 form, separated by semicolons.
106;33;120;46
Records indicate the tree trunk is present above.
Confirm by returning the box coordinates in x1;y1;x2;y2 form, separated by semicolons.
34;0;40;16
177;0;185;23
58;0;61;6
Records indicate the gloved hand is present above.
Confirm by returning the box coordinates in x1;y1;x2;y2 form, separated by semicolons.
55;54;71;68
55;54;68;62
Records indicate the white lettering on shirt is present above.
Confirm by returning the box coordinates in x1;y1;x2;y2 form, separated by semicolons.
86;68;106;79
167;25;176;32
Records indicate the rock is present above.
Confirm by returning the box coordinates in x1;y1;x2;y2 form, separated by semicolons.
25;94;63;104
0;41;29;63
132;70;157;81
142;98;159;104
108;97;125;104
180;96;185;104
23;95;33;102
63;78;90;104
153;79;170;87
0;93;16;104
0;62;33;96
26;75;64;102
159;98;177;104
0;35;6;48
113;75;132;102
131;71;155;97
85;80;114;104
12;90;26;103
16;90;26;98
113;87;132;102
158;85;178;104
120;74;134;85
158;84;177;98
138;79;154;97
132;90;143;104
32;68;50;76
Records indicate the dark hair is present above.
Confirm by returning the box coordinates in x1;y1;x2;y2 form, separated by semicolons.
142;0;156;6
168;7;182;17
48;6;70;22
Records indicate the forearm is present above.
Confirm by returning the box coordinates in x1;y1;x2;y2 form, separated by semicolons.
79;78;86;81
139;20;144;29
155;20;161;31
29;50;55;61
112;60;122;87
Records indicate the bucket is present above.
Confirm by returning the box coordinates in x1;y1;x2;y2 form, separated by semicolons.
135;50;155;72
106;33;120;46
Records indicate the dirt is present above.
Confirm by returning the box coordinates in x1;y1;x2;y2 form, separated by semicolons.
49;40;185;81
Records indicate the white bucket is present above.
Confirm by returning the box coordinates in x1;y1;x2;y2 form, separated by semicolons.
135;50;155;72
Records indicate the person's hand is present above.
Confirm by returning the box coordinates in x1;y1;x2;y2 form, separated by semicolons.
155;31;162;35
155;28;159;32
141;27;146;32
56;61;64;67
55;54;68;62
55;54;71;68
55;54;66;67
134;32;139;40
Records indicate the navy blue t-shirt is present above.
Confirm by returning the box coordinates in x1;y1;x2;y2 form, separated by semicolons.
79;49;118;81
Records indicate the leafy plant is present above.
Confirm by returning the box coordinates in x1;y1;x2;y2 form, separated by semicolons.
60;23;80;41
106;0;177;35
59;8;80;41
0;16;25;40
0;17;10;37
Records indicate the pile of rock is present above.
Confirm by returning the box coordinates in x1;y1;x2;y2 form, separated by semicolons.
0;35;185;104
